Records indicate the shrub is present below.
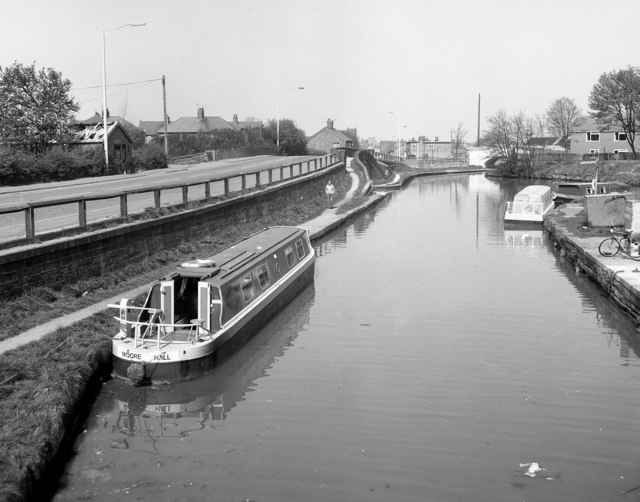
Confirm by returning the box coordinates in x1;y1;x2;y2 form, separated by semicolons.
132;143;168;172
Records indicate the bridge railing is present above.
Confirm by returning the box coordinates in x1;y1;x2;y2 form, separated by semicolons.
0;153;342;249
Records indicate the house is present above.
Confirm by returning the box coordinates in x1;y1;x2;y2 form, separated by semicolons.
410;137;452;160
70;121;133;168
160;107;235;136
139;120;167;142
306;119;357;155
230;114;262;132
568;116;640;156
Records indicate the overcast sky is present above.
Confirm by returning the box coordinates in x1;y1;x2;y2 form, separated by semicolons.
3;0;639;142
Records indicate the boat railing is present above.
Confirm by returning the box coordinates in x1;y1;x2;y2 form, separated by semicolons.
505;201;544;215
108;304;211;349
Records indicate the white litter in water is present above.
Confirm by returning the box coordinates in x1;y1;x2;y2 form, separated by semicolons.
520;462;544;477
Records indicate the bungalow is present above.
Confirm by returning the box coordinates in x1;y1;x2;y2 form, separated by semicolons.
307;119;357;155
160;107;234;136
568;116;640;157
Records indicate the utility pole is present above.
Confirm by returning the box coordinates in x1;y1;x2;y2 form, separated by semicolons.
477;93;481;147
162;75;168;159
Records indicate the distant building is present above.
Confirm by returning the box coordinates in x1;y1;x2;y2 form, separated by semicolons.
139;120;167;142
567;116;640;156
70;121;133;168
160;107;235;136
307;119;357;154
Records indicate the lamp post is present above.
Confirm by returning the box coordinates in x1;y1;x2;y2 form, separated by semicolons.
276;86;305;149
388;111;401;159
102;23;146;172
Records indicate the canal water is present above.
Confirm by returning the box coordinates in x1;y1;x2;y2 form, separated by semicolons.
54;174;640;502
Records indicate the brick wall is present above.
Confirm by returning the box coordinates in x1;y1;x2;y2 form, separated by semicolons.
0;165;344;299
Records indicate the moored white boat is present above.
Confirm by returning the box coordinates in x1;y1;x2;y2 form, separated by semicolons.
504;185;555;223
109;226;315;384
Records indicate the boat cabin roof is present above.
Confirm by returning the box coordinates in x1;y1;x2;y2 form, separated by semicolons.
513;185;552;202
168;226;307;283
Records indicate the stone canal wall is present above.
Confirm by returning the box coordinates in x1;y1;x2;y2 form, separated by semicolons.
0;164;344;300
544;208;640;325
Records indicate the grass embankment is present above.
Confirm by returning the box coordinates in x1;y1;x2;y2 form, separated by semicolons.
533;159;640;185
0;170;354;502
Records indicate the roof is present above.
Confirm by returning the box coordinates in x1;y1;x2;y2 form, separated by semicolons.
71;122;133;144
514;185;552;200
231;120;262;130
165;115;234;134
138;120;165;135
307;126;353;143
573;116;624;132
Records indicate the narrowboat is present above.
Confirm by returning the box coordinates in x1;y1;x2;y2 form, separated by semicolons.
553;181;632;205
109;226;315;384
504;185;555;223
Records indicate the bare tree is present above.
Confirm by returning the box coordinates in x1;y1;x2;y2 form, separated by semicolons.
588;66;640;159
546;97;581;158
451;122;467;159
486;110;538;176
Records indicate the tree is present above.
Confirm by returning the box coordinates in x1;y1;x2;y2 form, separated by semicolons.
264;118;307;155
0;61;79;154
451;122;467;159
546;97;581;157
485;110;537;176
588;66;640;159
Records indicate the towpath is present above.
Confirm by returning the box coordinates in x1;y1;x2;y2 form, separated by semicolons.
0;167;375;355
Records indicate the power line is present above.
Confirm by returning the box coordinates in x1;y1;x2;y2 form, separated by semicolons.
72;77;162;91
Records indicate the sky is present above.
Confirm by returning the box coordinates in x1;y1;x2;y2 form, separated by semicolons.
3;0;640;143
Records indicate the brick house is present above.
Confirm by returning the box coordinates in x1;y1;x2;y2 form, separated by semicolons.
307;119;357;155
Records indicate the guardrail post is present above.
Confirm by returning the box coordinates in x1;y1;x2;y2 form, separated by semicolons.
241;174;247;190
268;169;273;183
154;189;161;210
204;181;211;200
120;194;128;218
298;163;302;175
256;171;261;187
182;185;188;205
79;200;87;229
280;166;284;180
289;165;294;178
224;178;230;194
25;206;35;240
314;159;318;170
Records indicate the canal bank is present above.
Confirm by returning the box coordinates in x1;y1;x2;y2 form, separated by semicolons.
544;204;640;325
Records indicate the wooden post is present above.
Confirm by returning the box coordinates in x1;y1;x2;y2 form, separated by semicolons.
79;200;87;229
25;207;35;240
154;189;161;210
119;194;128;218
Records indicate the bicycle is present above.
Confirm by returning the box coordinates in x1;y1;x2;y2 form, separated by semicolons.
598;224;640;261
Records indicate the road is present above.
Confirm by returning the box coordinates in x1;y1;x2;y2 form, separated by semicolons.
0;155;318;243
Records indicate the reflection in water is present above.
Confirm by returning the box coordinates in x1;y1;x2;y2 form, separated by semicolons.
55;173;640;502
117;284;314;430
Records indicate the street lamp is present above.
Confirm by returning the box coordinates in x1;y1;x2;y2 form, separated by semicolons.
388;111;401;159
102;23;146;172
276;86;305;149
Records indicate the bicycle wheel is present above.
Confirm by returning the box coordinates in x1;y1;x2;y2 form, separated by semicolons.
599;237;621;257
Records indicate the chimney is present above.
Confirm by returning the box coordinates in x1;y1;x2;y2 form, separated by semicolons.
327;119;334;129
197;107;205;120
233;114;238;124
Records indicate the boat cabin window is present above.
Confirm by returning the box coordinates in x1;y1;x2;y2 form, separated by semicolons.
256;263;270;290
285;246;296;268
241;274;255;303
296;239;305;259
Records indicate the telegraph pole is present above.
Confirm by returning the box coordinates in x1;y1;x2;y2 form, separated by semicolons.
477;93;481;147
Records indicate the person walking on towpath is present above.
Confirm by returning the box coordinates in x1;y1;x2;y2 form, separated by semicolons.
325;179;335;208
